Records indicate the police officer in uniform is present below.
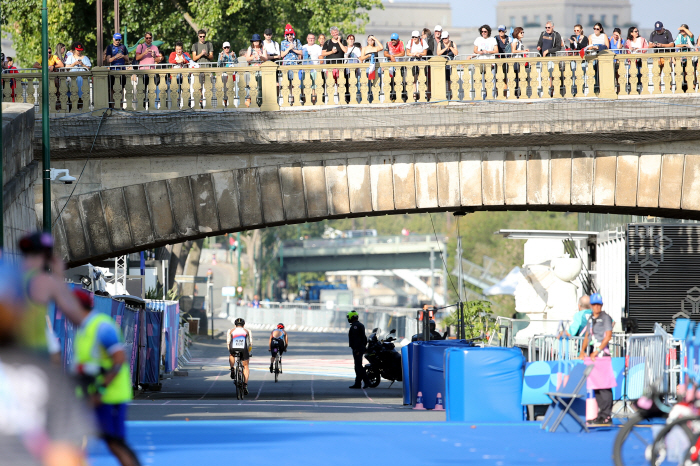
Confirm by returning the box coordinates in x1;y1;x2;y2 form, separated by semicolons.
347;311;369;389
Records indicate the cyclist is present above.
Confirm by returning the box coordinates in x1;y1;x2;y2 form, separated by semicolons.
268;323;288;373
227;317;252;394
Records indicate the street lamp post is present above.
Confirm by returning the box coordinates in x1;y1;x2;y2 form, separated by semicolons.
41;0;51;233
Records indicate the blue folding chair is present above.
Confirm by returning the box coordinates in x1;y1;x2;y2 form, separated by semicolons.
541;363;594;433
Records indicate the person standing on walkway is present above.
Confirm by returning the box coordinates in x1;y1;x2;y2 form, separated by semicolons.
73;289;140;466
578;293;614;425
347;311;369;389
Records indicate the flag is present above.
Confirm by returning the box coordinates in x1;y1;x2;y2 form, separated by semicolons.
367;54;376;80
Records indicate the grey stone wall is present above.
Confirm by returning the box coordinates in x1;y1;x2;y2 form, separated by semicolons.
3;103;38;261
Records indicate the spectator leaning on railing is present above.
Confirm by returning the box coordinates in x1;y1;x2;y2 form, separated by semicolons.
474;24;497;59
675;24;695;50
649;21;674;52
217;41;237;67
569;24;589;52
537;21;562;58
263;28;281;62
609;28;625;53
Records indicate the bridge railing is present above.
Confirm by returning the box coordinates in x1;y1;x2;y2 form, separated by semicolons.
5;50;700;114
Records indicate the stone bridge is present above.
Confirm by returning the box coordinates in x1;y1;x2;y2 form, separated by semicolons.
39;95;700;266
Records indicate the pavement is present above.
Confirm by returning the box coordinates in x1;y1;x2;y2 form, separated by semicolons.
131;322;444;422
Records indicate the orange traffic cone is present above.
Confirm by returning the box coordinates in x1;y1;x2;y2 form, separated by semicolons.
434;392;445;411
413;391;426;410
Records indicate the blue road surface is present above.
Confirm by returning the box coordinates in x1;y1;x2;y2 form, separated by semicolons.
88;420;621;465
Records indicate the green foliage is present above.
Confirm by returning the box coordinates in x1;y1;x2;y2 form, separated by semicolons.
144;283;179;300
442;300;497;340
2;0;381;67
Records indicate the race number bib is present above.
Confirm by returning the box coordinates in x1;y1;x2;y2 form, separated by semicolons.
230;337;246;349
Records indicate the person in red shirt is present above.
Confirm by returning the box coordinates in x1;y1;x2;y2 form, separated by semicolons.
383;33;405;79
3;56;18;101
168;41;193;67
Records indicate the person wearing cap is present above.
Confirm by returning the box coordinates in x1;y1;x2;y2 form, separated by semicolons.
105;33;129;69
431;25;443;56
578;292;614;425
73;289;139;466
384;32;405;81
649;21;674;52
0;260;94;466
406;30;428;98
263;28;281;61
496;25;510;55
218;41;237;67
17;232;84;354
64;42;91;101
281;24;303;66
192;29;214;63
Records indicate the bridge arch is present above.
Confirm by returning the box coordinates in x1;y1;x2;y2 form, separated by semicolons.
54;149;700;266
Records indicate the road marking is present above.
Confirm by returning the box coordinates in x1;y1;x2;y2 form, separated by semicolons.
255;372;267;400
198;370;224;400
363;389;374;403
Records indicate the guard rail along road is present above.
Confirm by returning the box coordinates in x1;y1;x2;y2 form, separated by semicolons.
3;49;700;114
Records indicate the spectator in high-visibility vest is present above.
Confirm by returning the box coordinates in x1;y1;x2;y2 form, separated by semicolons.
73;289;140;466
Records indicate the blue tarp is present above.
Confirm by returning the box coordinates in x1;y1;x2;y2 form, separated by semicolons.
445;347;525;422
143;310;163;384
146;301;180;373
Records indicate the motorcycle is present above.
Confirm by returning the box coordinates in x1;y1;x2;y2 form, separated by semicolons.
364;328;403;388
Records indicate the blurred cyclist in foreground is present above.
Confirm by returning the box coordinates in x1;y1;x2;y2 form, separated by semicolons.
0;259;93;466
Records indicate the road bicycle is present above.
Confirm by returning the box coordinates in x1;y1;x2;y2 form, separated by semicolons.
231;352;246;400
273;350;283;383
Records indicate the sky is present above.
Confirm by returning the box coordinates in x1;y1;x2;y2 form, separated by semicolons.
422;0;700;29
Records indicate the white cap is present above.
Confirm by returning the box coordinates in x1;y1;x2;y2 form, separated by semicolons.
223;41;231;47
442;31;449;38
411;30;420;37
434;25;443;32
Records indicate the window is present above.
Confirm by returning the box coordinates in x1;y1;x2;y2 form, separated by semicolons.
613;15;619;27
510;16;515;27
534;15;540;25
576;14;582;24
601;14;607;27
588;14;595;27
547;15;552;22
522;15;527;25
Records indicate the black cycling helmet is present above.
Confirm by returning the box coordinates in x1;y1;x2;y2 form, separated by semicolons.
18;232;54;256
234;317;245;327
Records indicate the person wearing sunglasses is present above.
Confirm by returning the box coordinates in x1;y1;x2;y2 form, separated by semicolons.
536;21;562;58
192;29;214;63
473;25;497;59
587;22;609;51
218;41;237;67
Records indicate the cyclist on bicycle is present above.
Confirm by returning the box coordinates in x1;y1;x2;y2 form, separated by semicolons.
268;323;288;373
227;318;252;394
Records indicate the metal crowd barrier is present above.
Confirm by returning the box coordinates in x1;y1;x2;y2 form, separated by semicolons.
527;335;584;362
626;333;666;399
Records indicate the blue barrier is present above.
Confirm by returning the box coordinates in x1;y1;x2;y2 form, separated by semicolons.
445;347;525;422
401;344;412;405
143;310;163;384
146;301;180;373
410;340;475;409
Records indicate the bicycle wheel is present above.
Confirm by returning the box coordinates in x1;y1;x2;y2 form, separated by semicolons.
237;363;246;399
649;416;699;466
613;413;658;466
274;356;279;383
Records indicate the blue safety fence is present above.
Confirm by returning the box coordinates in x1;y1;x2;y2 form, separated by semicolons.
143;310;163;384
146;300;180;373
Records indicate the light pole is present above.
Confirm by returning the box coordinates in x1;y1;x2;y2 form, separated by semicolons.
41;0;51;233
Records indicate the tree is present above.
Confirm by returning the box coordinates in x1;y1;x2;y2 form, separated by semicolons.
2;0;381;66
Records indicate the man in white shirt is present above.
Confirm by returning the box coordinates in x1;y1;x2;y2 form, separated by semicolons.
303;33;323;101
474;24;498;59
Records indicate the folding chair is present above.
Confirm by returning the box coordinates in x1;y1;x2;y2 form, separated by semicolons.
541;363;594;433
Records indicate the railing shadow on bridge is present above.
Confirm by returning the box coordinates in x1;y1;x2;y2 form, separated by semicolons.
5;50;700;115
